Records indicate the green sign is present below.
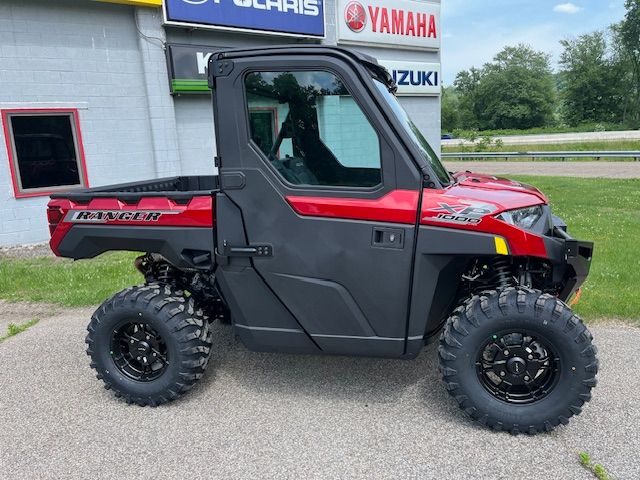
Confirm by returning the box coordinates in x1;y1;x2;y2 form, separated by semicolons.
166;43;225;94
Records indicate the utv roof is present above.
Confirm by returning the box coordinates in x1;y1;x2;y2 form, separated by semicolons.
210;44;381;67
208;45;395;92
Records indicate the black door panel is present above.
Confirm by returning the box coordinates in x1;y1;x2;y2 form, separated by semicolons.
212;51;423;357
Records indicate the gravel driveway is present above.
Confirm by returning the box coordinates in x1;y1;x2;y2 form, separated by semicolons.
0;304;638;479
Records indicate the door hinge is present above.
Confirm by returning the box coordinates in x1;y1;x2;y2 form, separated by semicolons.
214;156;221;168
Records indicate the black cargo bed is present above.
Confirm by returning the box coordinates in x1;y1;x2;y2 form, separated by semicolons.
50;176;219;203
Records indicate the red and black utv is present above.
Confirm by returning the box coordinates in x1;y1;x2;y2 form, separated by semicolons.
47;46;597;434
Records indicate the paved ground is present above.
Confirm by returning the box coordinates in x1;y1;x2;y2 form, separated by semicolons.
444;160;640;178
443;129;640;146
1;305;639;480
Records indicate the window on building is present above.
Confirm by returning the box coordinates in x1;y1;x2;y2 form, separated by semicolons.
2;110;87;197
245;71;382;188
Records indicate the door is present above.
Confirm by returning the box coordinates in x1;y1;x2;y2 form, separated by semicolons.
213;52;423;357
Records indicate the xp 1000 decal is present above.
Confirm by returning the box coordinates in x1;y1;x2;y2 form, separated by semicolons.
425;202;497;225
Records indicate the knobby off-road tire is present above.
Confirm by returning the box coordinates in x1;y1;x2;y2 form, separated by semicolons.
438;287;598;435
86;284;213;406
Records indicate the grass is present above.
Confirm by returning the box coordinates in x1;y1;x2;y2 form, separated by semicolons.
510;176;640;322
579;451;614;480
0;252;141;307
0;177;638;322
443;140;640;159
0;318;40;342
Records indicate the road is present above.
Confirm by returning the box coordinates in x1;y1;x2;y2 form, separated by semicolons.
443;129;640;146
444;161;640;178
1;304;639;479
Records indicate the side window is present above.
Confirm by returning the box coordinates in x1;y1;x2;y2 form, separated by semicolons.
2;110;87;197
245;70;382;188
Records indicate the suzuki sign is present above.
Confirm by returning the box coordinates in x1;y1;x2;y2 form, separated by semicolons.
378;60;441;96
163;0;325;37
337;0;440;50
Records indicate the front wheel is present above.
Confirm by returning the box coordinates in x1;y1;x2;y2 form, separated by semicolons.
438;287;598;434
86;284;213;406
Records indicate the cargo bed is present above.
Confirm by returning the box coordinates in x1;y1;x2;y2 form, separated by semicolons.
48;176;217;269
50;175;219;203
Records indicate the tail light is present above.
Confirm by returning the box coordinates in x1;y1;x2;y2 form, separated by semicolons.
47;207;64;236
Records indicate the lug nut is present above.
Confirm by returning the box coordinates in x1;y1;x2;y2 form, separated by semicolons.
500;371;506;377
524;376;530;381
503;350;509;356
528;354;533;360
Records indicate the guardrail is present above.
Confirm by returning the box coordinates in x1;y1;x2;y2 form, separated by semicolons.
441;151;640;161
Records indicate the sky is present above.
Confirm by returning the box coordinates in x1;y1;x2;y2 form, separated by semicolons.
441;0;629;84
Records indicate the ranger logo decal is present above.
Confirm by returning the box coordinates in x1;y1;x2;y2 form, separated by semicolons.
65;210;180;223
426;202;497;225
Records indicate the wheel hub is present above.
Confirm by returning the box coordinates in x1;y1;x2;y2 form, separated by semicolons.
506;356;527;376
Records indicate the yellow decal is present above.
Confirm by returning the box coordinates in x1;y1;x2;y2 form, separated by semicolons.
93;0;162;7
494;237;509;256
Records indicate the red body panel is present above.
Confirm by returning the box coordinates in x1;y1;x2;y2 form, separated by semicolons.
286;189;420;224
48;196;214;256
286;173;549;258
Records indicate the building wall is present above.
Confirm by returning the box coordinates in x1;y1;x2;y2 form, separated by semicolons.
0;0;156;245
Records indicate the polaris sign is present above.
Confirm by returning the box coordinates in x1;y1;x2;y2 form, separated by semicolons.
163;0;325;37
378;60;441;96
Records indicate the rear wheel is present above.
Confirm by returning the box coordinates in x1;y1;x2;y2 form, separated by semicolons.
438;287;598;434
86;284;213;406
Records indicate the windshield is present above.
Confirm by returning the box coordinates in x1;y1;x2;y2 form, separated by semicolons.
373;80;452;186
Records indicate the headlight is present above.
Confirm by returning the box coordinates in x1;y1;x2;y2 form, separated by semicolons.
496;205;543;230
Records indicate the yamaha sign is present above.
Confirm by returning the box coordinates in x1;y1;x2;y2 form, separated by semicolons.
163;0;325;37
337;0;440;50
378;59;441;96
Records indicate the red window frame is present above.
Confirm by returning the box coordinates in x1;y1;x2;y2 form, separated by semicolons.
1;108;89;198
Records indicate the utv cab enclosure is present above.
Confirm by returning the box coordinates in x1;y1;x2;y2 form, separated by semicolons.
47;46;597;435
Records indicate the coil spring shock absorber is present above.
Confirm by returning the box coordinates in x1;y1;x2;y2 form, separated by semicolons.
157;262;176;284
489;257;513;288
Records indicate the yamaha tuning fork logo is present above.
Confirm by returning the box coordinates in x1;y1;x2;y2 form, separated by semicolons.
345;1;366;32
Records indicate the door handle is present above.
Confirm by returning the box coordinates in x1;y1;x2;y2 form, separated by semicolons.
372;227;404;249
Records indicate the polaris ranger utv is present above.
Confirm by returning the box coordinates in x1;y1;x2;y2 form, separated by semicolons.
47;46;597;434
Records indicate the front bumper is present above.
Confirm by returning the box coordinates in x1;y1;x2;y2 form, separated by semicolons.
544;225;594;301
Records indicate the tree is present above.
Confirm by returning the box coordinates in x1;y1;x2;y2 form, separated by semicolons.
558;31;623;125
441;86;460;132
613;0;640;125
474;45;556;130
453;67;482;129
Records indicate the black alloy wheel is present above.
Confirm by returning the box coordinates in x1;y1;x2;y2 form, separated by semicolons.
476;331;560;404
111;321;169;382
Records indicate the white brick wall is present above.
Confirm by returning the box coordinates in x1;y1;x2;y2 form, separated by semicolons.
0;0;162;246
